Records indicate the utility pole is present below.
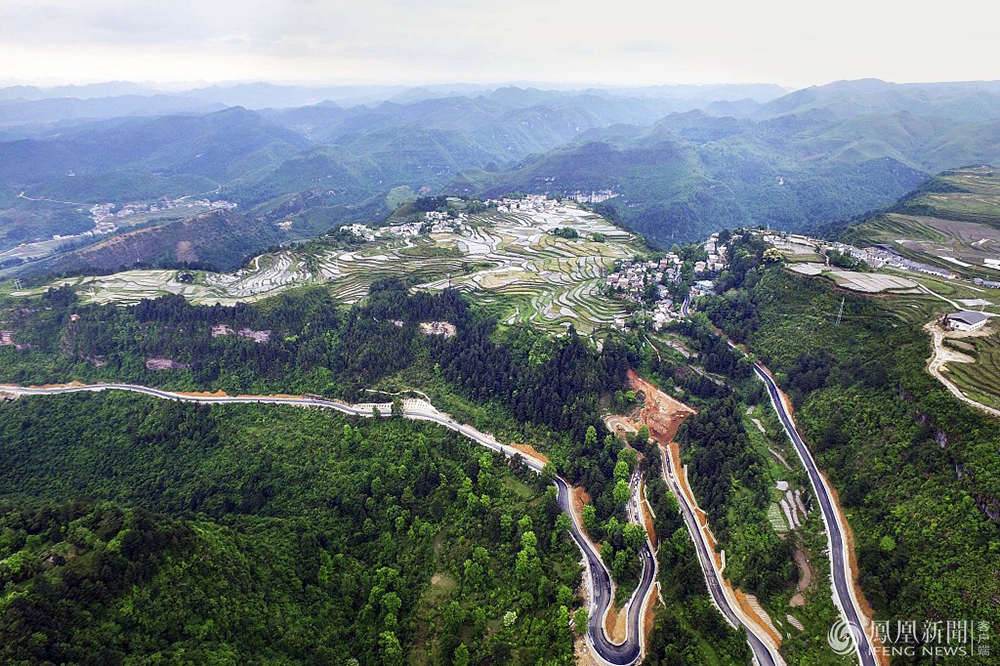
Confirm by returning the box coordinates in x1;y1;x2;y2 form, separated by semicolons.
836;297;845;326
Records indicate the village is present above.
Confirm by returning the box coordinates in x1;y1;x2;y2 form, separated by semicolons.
341;194;562;241
604;232;731;330
51;197;238;242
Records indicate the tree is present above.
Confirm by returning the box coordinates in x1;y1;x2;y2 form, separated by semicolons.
762;247;783;263
573;608;589;634
453;643;469;666
624;524;646;552
379;631;403;666
613;459;630;481
613;479;630;506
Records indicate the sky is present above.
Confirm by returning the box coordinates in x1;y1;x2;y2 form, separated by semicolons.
1;0;998;88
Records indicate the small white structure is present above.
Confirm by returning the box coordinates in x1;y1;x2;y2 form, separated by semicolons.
947;311;988;332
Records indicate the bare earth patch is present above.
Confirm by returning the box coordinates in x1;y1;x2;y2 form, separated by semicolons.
419;321;457;338
603;604;628;643
511;442;549;464
145;358;191;370
211;324;272;343
627;369;697;443
574;634;600;666
643;583;659;652
789;548;812;607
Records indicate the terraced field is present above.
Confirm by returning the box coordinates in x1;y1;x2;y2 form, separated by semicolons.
30;202;639;334
941;331;1000;411
846;166;1000;281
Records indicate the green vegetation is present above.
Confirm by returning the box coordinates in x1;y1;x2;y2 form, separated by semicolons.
942;332;1000;410
703;236;1000;665
640;438;752;666
0;279;642;574
549;227;579;239
0;392;582;666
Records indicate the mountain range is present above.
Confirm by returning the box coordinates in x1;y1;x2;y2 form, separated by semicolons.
4;77;1000;274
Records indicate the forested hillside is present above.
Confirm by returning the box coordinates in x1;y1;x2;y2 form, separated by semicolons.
0;393;583;665
703;237;1000;662
0;280;644;542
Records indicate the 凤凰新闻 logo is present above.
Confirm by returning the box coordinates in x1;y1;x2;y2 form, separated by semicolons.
828;617;864;656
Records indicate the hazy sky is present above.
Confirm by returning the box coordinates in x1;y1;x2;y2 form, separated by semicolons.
1;0;998;88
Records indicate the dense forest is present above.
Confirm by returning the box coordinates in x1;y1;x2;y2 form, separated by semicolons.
0;280;644;588
702;237;1000;663
0;393;584;666
638;439;752;666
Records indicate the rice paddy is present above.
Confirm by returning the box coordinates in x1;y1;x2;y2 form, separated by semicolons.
30;202;640;334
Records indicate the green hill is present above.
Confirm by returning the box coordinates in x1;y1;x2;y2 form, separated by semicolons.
840;165;1000;281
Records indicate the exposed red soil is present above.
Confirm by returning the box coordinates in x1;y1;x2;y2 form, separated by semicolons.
512;442;549;464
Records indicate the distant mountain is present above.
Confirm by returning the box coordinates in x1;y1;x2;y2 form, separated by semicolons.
0;107;310;189
0;81;162;101
262;88;694;162
603;82;787;103
445;107;1000;242
756;78;1000;123
0;94;224;127
6;78;1000;270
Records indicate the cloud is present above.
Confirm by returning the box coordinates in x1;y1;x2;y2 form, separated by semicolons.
0;0;997;86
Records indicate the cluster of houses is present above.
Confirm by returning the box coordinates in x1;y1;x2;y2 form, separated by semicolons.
603;233;733;331
489;194;559;214
571;190;619;204
340;211;469;242
697;233;729;274
63;198;237;242
422;210;469;228
605;254;683;329
827;241;957;279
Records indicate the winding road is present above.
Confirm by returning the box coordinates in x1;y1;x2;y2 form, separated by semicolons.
746;358;877;666
0;382;653;666
658;445;782;666
683;291;874;665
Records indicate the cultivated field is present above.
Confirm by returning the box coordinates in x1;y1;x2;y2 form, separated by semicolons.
29;203;639;334
787;262;919;293
941;330;1000;411
854;213;1000;279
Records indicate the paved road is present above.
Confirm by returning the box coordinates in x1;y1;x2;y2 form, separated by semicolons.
658;446;782;666
686;292;873;665
746;359;877;666
1;382;652;666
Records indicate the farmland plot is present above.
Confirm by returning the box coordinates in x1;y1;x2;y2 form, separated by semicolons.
29;202;640;334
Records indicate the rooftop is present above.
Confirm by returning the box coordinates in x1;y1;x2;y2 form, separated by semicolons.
948;311;989;326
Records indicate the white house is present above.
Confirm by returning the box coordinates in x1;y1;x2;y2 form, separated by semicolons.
947;311;989;332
